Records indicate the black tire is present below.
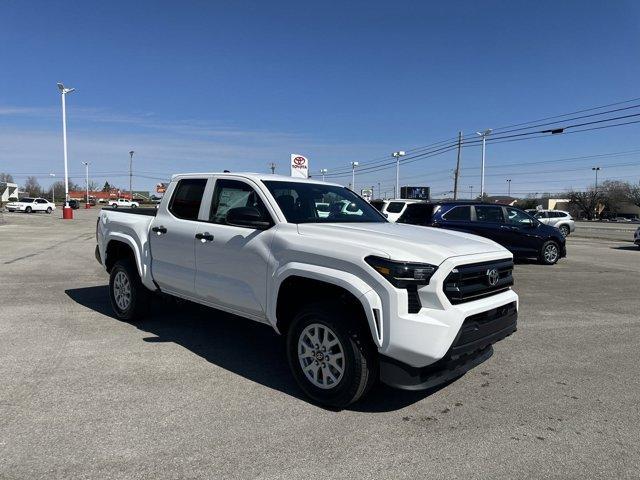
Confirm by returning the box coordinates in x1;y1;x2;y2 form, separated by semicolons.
46;207;52;214
112;204;118;209
539;240;560;265
25;206;32;213
131;204;137;209
559;225;570;237
108;259;150;321
286;302;378;408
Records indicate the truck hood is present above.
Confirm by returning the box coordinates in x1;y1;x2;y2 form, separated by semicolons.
297;222;509;265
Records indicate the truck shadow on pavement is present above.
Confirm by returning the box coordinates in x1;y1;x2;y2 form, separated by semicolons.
66;285;447;412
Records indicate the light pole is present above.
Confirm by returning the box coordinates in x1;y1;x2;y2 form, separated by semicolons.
476;129;492;198
377;182;381;199
49;173;55;204
57;82;75;219
129;150;135;201
592;166;601;191
319;168;328;181
469;185;473;199
392;151;406;199
82;162;90;208
506;178;512;196
350;162;359;191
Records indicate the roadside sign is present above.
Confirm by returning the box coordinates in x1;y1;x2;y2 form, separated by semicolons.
360;188;373;201
290;154;309;178
156;183;168;194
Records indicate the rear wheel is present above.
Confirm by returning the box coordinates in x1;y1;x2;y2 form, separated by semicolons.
112;204;118;209
286;302;378;408
559;225;570;237
539;240;560;265
25;206;32;213
109;259;150;321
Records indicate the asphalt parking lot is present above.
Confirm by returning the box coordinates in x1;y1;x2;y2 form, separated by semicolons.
1;209;638;479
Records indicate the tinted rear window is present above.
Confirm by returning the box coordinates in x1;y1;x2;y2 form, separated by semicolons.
442;205;471;221
475;205;504;223
386;202;405;213
169;179;207;220
397;204;434;225
370;200;385;211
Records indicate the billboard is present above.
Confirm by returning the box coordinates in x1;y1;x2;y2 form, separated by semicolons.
400;186;430;200
290;154;309;179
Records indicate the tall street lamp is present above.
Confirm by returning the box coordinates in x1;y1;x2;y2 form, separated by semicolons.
350;162;359;191
469;185;473;199
82;162;91;208
506;178;512;196
49;173;56;204
129;150;135;201
592;166;601;191
476;129;492;198
319;168;328;181
58;82;75;219
392;151;406;199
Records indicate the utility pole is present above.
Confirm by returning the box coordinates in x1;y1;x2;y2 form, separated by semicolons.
269;162;276;174
592;166;601;191
469;185;473;199
392;151;406;198
453;131;462;200
129;150;134;201
506;178;512;196
49;173;55;204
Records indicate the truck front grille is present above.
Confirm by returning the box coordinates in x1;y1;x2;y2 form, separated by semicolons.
444;259;513;305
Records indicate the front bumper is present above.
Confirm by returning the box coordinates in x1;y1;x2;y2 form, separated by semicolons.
380;301;517;390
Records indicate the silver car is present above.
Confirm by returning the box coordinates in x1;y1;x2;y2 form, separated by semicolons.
527;209;576;237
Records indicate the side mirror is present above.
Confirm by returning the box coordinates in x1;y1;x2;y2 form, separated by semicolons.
226;207;272;230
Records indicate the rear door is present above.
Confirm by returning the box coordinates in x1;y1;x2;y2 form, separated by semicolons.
194;178;275;319
149;178;208;297
471;205;508;248
438;205;474;233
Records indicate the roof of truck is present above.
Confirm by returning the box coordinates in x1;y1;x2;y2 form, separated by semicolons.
171;172;342;187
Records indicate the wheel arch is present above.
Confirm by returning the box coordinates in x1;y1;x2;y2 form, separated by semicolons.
271;265;384;347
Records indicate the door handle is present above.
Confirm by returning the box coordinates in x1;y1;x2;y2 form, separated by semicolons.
195;232;214;242
152;226;167;235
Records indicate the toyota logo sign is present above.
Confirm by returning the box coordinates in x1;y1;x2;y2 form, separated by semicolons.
290;154;309;178
486;268;500;287
293;156;305;166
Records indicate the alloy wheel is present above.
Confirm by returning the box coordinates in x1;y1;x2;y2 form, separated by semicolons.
297;323;345;389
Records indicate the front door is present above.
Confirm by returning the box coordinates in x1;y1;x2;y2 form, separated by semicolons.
149;178;207;297
471;205;508;248
194;178;274;319
502;206;541;256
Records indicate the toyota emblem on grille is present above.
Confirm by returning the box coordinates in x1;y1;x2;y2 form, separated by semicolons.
486;268;500;287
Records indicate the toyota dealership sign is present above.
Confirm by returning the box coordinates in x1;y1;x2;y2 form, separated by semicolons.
290;154;309;178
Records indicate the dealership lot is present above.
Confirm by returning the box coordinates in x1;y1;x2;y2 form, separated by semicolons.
1;209;638;479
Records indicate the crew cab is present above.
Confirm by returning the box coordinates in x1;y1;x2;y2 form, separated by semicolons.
6;197;56;214
109;198;139;208
96;173;518;407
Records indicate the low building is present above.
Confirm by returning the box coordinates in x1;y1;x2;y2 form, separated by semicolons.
0;182;19;203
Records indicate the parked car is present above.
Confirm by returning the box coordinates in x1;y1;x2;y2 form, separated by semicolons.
525;209;575;237
109;198;140;208
399;202;566;265
634;227;640;248
96;173;518;407
370;199;424;222
68;199;80;209
6;197;56;214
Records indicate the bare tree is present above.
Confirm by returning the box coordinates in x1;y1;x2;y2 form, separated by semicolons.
24;176;41;196
629;185;640;209
567;188;601;220
599;180;631;216
0;173;14;183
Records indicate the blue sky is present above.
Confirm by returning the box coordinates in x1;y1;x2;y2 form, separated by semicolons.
1;0;639;197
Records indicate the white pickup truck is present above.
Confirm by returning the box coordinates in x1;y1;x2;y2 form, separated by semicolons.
96;173;518;407
109;198;140;208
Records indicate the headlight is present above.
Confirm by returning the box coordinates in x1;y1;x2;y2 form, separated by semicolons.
365;256;437;288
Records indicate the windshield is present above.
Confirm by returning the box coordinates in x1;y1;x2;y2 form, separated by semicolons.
262;181;387;224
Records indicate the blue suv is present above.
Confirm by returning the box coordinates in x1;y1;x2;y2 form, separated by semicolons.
398;202;566;265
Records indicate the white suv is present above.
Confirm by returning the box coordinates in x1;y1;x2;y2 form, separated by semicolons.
527;209;575;237
371;199;425;222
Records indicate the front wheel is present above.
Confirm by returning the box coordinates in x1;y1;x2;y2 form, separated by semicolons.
25;206;32;213
539;240;560;265
112;204;118;209
109;259;150;321
286;302;378;408
46;207;52;214
559;225;570;237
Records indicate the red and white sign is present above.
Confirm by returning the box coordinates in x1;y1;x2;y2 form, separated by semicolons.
290;154;309;179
